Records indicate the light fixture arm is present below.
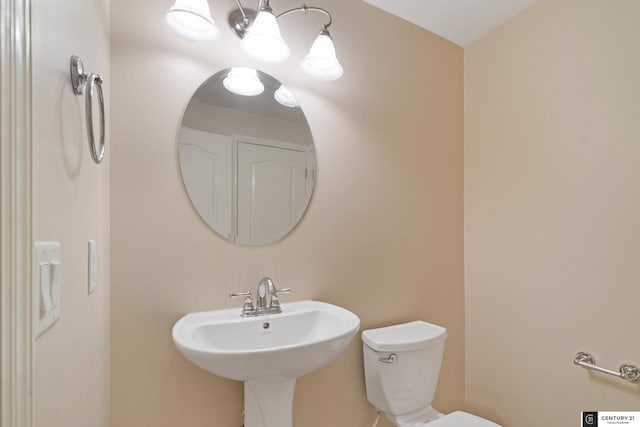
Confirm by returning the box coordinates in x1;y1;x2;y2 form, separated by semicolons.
234;0;249;21
276;4;332;30
231;0;274;23
228;1;333;39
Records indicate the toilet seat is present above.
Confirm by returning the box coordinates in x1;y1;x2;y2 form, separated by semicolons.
416;411;500;427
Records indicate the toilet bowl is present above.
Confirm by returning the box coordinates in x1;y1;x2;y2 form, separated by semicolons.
362;321;500;427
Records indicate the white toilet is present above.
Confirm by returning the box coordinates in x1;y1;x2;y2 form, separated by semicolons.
362;321;500;427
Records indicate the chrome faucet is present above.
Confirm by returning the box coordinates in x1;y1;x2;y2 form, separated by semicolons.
230;277;292;317
255;277;273;311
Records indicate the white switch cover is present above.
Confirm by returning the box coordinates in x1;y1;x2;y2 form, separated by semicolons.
88;240;97;294
33;242;61;337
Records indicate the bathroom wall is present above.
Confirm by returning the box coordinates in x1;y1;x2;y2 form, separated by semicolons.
31;0;110;426
464;1;640;425
110;0;464;426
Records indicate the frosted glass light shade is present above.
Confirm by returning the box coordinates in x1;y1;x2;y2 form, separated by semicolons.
223;67;264;96
301;33;344;81
274;85;299;108
165;0;219;41
242;10;290;63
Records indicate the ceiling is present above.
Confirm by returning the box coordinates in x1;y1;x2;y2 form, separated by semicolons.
362;0;538;47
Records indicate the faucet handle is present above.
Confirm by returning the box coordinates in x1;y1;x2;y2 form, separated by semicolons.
268;287;292;310
230;290;254;315
230;290;251;299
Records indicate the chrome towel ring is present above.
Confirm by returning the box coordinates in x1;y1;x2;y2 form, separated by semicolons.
70;55;105;164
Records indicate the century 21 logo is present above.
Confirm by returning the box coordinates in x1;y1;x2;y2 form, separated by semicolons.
583;412;598;427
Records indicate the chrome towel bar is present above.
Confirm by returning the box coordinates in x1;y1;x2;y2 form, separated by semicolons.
70;55;105;164
574;351;640;383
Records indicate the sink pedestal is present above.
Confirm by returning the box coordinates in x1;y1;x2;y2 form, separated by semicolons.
244;378;295;427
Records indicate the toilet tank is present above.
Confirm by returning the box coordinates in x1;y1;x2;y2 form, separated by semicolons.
362;321;447;417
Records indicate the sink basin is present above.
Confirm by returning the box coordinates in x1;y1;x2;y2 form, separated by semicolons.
172;300;360;381
173;300;360;427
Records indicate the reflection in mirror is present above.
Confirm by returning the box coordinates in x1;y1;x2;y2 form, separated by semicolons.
178;68;316;246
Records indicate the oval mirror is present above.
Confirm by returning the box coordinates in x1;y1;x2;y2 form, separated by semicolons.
177;68;316;246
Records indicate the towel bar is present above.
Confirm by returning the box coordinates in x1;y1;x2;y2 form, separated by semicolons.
574;351;640;383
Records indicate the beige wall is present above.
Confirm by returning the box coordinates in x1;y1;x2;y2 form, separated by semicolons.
110;0;464;426
464;1;640;426
31;0;110;426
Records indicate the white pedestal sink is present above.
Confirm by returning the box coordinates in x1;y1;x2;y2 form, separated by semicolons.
172;300;360;427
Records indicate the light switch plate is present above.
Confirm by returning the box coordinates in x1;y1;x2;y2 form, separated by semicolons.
33;241;61;337
88;240;97;294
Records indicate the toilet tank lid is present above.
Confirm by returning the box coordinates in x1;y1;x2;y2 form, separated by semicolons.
361;320;447;352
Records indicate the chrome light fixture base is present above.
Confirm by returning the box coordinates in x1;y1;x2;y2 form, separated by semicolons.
228;8;257;39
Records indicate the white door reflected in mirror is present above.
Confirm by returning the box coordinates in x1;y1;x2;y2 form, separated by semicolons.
236;140;309;245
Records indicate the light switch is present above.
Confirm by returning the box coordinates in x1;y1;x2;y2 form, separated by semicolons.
39;262;52;315
88;240;97;294
34;242;61;337
50;260;61;308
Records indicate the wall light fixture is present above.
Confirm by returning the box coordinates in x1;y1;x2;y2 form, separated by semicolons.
165;0;220;41
165;0;344;81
